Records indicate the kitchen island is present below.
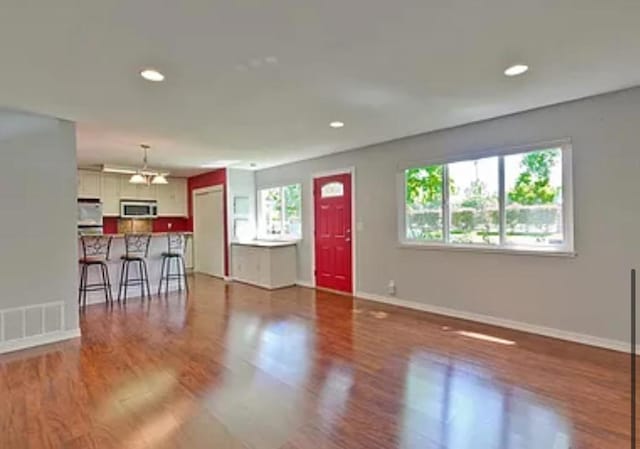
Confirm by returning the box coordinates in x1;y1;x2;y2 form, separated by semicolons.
231;240;297;289
78;232;193;305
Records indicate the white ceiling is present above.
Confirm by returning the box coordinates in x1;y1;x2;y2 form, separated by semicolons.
1;1;639;176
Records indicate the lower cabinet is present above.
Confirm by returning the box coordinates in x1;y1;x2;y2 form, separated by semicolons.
185;237;194;270
231;242;297;289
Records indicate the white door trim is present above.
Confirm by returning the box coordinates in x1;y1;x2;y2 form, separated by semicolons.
192;185;225;278
310;167;356;294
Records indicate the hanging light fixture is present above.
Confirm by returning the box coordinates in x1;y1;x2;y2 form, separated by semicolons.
129;144;169;184
129;172;147;184
151;173;168;184
130;144;150;184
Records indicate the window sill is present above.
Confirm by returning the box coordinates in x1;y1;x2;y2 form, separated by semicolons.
398;241;576;258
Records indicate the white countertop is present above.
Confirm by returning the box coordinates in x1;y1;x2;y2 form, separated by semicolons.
231;240;298;248
78;232;193;239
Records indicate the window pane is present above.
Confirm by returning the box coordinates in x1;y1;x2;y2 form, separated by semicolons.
448;157;499;245
260;187;282;236
321;182;344;198
283;184;302;238
505;148;563;247
405;166;444;241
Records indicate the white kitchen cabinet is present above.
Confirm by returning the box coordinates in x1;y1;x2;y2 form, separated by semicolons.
137;183;157;200
156;178;188;216
231;241;296;289
118;176;157;201
78;170;101;199
119;176;139;200
78;171;188;212
185;237;194;270
101;173;121;216
173;178;188;216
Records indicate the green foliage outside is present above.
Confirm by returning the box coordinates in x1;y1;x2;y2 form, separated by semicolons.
263;184;302;236
405;166;443;207
405;166;444;240
457;178;496;243
406;149;562;243
284;184;301;218
508;149;560;206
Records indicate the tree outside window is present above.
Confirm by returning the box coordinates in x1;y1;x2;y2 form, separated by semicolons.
259;184;302;239
404;147;566;250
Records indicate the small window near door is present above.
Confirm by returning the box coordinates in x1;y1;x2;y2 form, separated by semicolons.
258;184;302;239
321;182;344;198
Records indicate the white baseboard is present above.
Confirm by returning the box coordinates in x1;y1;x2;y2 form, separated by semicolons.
354;290;630;353
296;280;315;289
0;328;81;355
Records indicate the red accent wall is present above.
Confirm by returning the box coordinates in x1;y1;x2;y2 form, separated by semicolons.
103;217;118;234
102;217;189;234
187;169;228;276
152;217;190;232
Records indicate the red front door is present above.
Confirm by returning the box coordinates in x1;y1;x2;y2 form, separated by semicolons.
314;173;352;293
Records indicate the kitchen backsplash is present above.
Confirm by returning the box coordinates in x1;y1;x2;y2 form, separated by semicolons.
103;217;190;234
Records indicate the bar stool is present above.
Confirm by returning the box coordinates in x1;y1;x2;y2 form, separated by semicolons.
78;235;113;308
118;233;152;302
158;233;189;295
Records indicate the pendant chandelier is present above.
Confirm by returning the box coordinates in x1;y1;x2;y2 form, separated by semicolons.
129;144;168;185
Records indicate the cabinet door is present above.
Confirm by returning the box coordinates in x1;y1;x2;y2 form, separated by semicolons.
137;183;157;200
257;249;271;287
231;245;243;279
78;170;101;198
156;178;187;216
119;177;157;200
172;178;188;216
185;237;194;269
155;183;172;216
101;173;121;216
119;176;138;200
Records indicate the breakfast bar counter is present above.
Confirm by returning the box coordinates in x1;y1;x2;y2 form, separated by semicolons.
78;233;193;305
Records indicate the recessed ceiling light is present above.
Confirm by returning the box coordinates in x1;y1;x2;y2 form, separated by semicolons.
504;64;529;77
140;68;165;82
330;121;345;128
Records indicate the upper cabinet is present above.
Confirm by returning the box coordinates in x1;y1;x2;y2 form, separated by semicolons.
101;173;121;216
77;170;188;217
77;170;102;199
156;178;188;216
136;183;157;201
118;177;157;201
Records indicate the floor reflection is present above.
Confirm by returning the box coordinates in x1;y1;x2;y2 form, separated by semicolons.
401;353;571;449
0;274;627;449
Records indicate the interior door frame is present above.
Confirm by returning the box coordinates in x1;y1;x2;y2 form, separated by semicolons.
192;185;225;278
310;167;356;294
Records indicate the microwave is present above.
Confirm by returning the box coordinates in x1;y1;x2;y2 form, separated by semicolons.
78;199;103;226
120;200;158;218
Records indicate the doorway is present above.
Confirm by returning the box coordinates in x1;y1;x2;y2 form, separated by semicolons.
313;172;353;293
193;187;225;278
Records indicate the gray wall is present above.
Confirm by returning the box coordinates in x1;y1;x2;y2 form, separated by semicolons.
256;87;640;346
0;109;78;340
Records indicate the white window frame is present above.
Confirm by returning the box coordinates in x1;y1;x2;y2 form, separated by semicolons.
257;183;302;240
398;139;575;256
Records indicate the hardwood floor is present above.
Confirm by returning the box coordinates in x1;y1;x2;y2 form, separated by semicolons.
0;274;632;449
